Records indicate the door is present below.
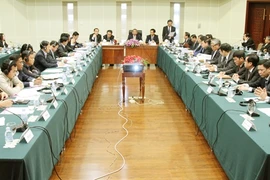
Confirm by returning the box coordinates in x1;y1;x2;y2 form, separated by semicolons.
246;2;270;48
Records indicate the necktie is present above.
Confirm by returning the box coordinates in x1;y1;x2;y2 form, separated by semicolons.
211;51;217;59
151;36;153;41
51;50;55;59
247;71;251;80
168;27;171;33
265;79;269;88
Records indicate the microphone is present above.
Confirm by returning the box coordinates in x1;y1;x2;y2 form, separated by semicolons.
207;74;216;87
0;107;28;132
192;63;200;73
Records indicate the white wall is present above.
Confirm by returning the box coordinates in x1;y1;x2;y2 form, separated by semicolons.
0;0;247;50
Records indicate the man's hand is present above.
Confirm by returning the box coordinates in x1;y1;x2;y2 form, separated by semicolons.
34;79;42;86
0;99;13;108
255;87;267;100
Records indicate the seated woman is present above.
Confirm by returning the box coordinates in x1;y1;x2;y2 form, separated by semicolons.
21;50;41;78
20;44;34;54
34;40;58;72
0;59;24;96
0;33;8;48
0;91;13;108
10;54;42;88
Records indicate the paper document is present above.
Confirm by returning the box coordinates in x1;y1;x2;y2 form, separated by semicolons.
1;107;34;115
168;32;175;37
257;108;270;117
43;68;63;73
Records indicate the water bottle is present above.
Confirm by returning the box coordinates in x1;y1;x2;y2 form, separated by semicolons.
5;127;13;143
219;77;223;88
62;73;68;85
21;108;28;124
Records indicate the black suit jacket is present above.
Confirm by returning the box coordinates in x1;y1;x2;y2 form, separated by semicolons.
127;34;142;41
34;50;57;72
225;63;245;76
201;46;212;55
162;26;176;42
216;52;236;72
182;38;193;48
55;44;68;57
23;64;40;78
89;34;102;43
238;67;261;87
0;40;8;48
209;50;221;65
260;43;270;53
103;35;114;42
18;70;33;88
145;35;159;44
251;77;270;95
191;41;199;50
242;38;255;50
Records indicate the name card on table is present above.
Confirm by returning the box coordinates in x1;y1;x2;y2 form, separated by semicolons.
69;78;76;85
83;61;88;66
207;86;213;94
20;128;34;143
50;100;58;109
39;110;50;121
242;119;257;131
62;88;68;95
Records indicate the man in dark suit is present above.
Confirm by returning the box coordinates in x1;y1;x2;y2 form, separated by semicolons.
56;36;69;57
10;54;42;87
34;41;58;72
208;43;236;73
182;32;193;48
127;29;142;41
190;34;199;50
103;30;115;42
198;36;212;55
89;28;102;44
208;38;221;65
145;29;159;44
60;33;73;52
242;33;255;50
260;36;270;53
231;53;260;87
162;19;176;43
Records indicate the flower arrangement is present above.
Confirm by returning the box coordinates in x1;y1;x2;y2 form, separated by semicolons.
125;39;140;48
123;55;148;66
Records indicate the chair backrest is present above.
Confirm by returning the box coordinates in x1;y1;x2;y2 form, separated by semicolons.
129;30;142;37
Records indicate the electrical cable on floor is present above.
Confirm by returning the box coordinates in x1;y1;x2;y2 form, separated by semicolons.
93;100;128;180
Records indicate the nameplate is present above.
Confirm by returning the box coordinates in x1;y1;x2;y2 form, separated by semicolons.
70;79;75;85
225;97;236;103
207;87;213;94
42;110;50;121
20;129;34;143
79;66;83;71
52;100;58;109
62;88;68;95
84;61;88;66
242;119;257;131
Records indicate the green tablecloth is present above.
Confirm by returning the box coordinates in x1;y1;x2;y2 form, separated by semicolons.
157;46;270;180
0;50;21;66
0;47;102;180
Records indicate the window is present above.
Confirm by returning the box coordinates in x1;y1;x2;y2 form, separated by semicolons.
170;2;184;42
63;2;78;34
117;2;131;43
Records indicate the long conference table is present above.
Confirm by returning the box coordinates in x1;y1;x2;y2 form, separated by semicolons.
0;47;102;180
157;46;270;180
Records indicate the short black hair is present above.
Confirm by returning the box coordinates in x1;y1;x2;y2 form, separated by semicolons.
220;43;232;52
50;40;59;47
185;32;190;37
21;50;35;62
191;34;197;38
60;36;69;43
9;54;21;63
150;29;156;33
200;36;211;45
167;19;173;23
72;31;79;36
246;54;259;67
107;30;113;34
60;33;70;39
40;40;49;49
0;33;4;41
20;44;33;54
1;59;17;75
94;28;99;31
258;59;270;69
206;34;213;39
233;50;245;59
245;33;251;38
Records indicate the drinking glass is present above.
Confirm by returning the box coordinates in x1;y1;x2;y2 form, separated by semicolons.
6;122;16;135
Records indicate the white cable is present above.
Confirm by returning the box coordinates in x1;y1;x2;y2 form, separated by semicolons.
94;101;128;180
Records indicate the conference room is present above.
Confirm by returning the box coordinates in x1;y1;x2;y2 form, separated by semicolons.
0;0;270;180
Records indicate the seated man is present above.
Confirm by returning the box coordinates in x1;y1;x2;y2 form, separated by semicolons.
190;34;199;50
0;59;24;96
22;50;41;78
182;32;193;48
0;91;13;108
260;36;270;53
231;53;260;86
127;29;142;41
223;50;246;77
208;43;235;73
208;38;221;65
55;36;70;58
242;33;255;50
238;60;270;95
69;31;83;49
145;29;159;45
198;36;212;55
193;34;203;56
35;40;58;72
103;30;115;43
89;28;102;44
60;33;73;52
11;54;42;87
